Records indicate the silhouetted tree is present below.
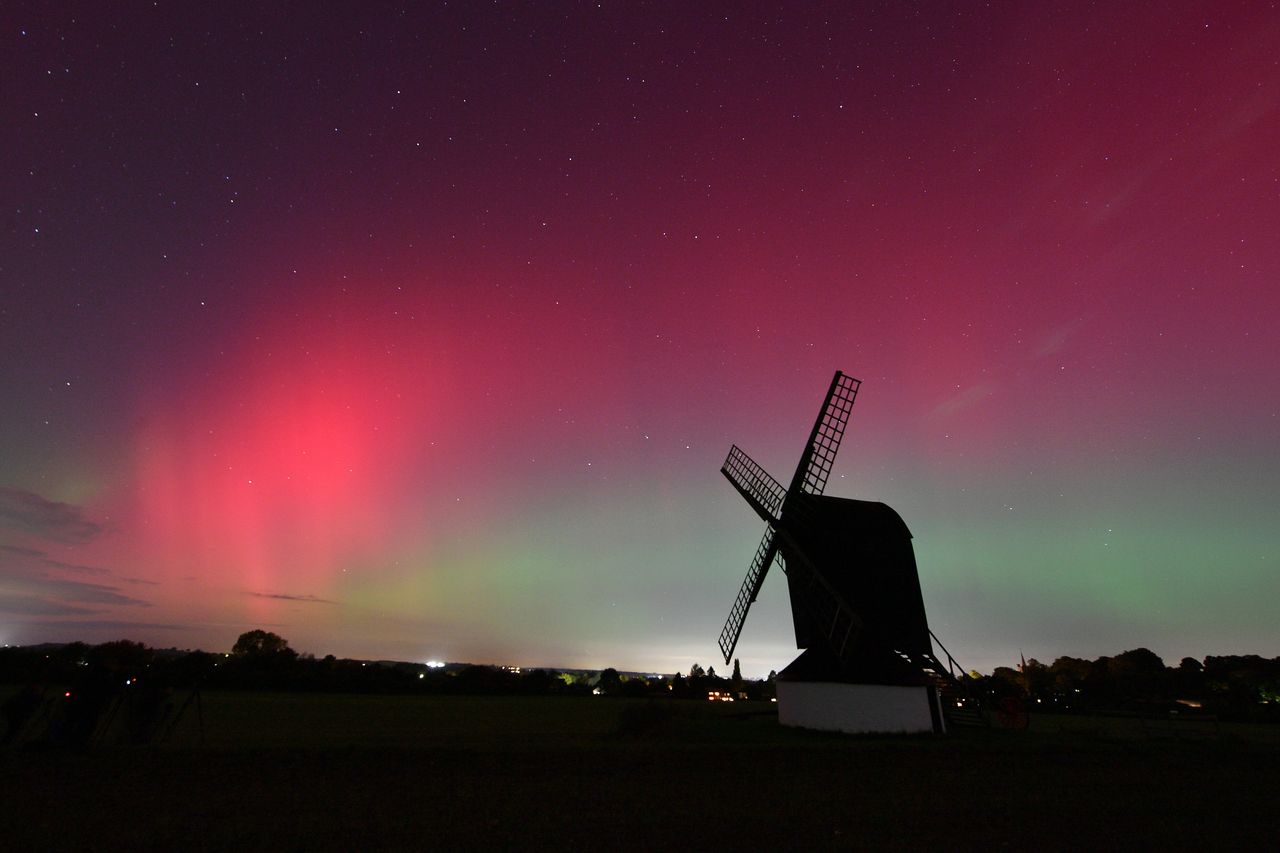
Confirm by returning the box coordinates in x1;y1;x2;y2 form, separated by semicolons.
1083;653;1112;695
89;639;153;673
989;666;1024;698
232;630;296;660
1202;655;1280;719
519;668;554;694
1047;656;1092;708
1022;658;1051;700
598;667;622;695
1174;657;1205;700
58;642;91;667
621;675;650;697
1108;648;1167;703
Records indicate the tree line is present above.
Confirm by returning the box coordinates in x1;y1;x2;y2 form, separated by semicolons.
3;635;1277;722
0;632;774;702
973;647;1280;722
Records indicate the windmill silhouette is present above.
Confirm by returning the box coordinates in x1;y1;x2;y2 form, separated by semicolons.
717;371;983;732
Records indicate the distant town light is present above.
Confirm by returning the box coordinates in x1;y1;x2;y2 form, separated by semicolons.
425;660;445;669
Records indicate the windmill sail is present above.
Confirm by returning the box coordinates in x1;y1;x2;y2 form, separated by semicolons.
787;372;860;498
717;525;780;664
721;445;786;524
717;371;861;666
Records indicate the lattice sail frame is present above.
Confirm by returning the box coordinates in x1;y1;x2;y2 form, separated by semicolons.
722;444;786;524
716;525;779;662
716;371;861;665
789;372;860;498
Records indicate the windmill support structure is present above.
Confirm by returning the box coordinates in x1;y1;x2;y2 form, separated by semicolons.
716;371;985;734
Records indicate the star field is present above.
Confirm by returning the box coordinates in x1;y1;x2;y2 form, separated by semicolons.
2;2;1278;674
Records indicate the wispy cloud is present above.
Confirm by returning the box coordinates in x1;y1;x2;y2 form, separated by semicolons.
2;545;132;584
0;544;153;612
27;576;151;607
932;382;997;417
1033;320;1083;359
0;595;98;616
249;591;338;604
0;544;44;558
0;487;102;544
1;574;151;607
932;319;1086;420
36;557;110;576
31;619;190;634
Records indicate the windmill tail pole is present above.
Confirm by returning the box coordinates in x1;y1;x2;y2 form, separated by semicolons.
929;629;968;681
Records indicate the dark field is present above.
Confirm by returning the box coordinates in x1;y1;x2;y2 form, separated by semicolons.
3;692;1279;850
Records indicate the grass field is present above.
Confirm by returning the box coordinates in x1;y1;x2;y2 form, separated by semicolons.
3;691;1279;850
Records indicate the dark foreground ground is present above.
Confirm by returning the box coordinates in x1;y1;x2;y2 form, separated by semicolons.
3;691;1279;850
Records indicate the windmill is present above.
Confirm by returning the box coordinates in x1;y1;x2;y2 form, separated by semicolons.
717;370;982;733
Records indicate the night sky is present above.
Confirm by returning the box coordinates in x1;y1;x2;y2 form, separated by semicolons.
3;2;1278;675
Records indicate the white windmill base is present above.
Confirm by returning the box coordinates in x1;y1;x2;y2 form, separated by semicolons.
776;680;945;735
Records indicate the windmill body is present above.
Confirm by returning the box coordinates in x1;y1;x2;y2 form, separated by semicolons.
781;495;930;667
718;371;977;734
